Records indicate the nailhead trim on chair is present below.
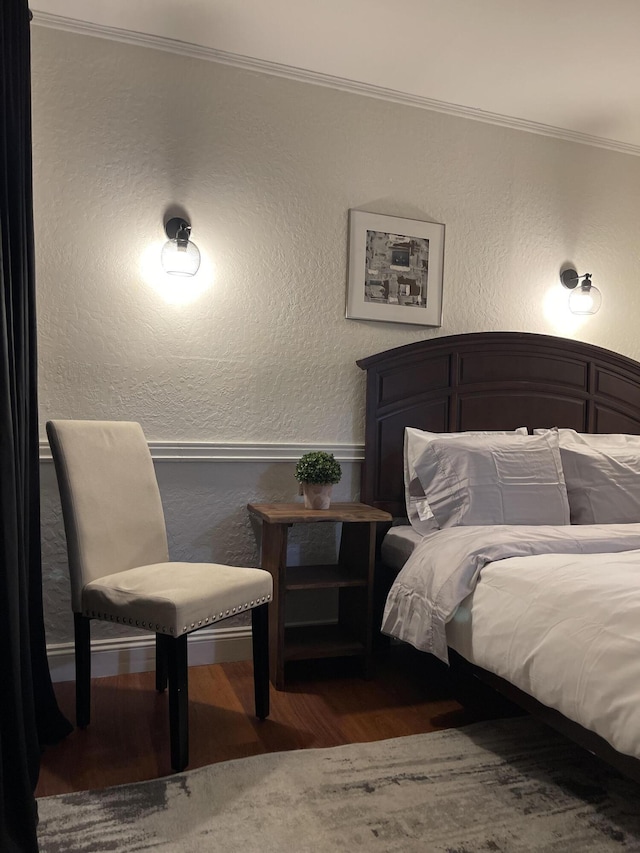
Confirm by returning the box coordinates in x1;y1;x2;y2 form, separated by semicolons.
181;594;271;634
84;593;272;636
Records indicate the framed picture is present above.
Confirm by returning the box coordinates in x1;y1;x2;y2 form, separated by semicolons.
346;210;444;326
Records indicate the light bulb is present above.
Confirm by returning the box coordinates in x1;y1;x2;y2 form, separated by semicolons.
161;238;201;276
569;283;602;315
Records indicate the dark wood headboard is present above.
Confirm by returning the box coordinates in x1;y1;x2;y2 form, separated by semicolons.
357;331;640;516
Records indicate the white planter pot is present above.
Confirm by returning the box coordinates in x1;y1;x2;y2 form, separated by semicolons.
302;483;333;510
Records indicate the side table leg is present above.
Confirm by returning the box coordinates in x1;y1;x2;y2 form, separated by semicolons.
260;522;288;690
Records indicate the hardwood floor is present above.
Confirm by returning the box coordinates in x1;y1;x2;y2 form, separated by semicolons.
36;646;489;798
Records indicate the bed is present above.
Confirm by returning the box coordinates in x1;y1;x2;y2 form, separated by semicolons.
357;331;640;783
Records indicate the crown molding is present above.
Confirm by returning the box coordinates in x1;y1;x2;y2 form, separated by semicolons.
31;11;640;159
39;439;364;463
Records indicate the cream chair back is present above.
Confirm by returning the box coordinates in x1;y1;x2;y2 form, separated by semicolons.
46;420;170;611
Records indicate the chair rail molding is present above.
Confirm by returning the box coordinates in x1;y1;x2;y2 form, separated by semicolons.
39;440;364;463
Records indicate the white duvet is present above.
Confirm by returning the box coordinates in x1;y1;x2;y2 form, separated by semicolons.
382;524;640;759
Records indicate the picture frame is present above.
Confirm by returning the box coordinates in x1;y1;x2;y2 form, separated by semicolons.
346;210;444;327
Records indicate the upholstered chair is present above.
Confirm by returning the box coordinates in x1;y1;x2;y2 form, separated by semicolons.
46;419;272;772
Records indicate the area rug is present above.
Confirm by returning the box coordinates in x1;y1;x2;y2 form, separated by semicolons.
37;717;640;852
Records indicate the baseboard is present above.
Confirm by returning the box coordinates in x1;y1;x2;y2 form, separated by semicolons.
47;625;252;683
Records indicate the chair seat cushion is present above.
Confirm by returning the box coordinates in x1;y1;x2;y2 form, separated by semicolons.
82;563;273;637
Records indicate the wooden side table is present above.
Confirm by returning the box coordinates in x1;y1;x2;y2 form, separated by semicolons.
247;502;392;690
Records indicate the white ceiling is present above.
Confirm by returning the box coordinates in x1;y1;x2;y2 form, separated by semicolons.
32;0;640;154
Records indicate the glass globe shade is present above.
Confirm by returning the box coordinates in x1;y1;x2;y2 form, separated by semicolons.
161;238;201;277
569;283;602;315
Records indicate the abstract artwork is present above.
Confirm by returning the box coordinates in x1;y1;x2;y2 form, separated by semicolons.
346;211;444;326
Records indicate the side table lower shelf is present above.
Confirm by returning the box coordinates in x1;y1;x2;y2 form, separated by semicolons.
284;624;367;662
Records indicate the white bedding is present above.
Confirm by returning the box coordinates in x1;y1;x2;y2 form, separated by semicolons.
446;550;640;760
382;524;640;661
382;524;640;759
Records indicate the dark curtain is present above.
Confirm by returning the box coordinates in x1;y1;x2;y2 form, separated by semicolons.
1;3;72;851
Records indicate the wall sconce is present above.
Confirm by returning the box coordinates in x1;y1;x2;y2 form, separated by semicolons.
560;268;602;315
161;217;201;277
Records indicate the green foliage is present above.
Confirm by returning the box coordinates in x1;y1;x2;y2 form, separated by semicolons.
294;451;342;485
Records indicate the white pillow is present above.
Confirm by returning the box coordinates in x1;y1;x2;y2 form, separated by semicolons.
404;427;528;535
535;429;640;524
412;430;570;529
534;428;640;448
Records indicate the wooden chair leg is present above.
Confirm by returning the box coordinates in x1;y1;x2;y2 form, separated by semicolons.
168;633;189;772
252;603;270;720
74;613;91;729
155;632;169;692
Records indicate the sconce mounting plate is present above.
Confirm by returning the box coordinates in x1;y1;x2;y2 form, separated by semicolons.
560;268;579;290
165;217;190;240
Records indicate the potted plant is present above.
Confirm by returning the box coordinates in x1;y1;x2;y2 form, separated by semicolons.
295;451;342;509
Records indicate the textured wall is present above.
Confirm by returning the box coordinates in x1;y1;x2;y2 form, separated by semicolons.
31;26;640;646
